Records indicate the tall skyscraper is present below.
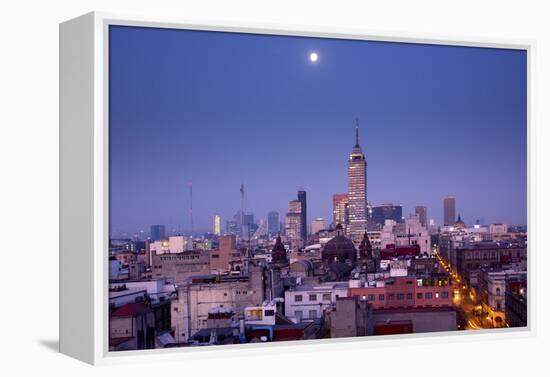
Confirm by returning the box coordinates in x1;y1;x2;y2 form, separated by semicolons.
267;211;280;235
212;215;221;236
415;206;428;227
297;190;307;242
285;199;302;248
332;193;349;228
347;125;368;239
443;196;456;226
150;225;166;241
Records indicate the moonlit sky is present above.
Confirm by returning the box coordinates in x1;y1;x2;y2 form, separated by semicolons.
109;25;527;237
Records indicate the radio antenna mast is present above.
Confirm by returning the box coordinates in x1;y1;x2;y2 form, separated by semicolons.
189;181;194;237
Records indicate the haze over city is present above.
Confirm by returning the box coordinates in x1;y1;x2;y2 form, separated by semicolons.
108;26;527;236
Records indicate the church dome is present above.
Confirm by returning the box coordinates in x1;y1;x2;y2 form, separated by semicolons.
454;214;466;229
322;233;357;265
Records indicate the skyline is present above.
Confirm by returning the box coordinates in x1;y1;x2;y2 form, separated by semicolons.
109;26;527;236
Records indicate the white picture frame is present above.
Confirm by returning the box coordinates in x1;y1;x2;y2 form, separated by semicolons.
59;11;534;365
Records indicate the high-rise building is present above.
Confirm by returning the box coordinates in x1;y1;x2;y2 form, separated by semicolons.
332;193;349;229
298;190;307;242
415;206;428;227
267;211;280;235
150;225;166;241
443;196;456;226
311;218;325;235
347;126;368;239
212;215;221;236
285;199;302;248
371;204;403;226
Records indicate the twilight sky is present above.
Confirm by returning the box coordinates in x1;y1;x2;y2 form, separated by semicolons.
109;25;527;237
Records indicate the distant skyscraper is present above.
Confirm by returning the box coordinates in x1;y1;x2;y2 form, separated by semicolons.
243;213;255;227
267;211;280;235
297;190;307;242
311;218;325;235
332;193;349;228
213;215;221;236
443;196;456;226
150;225;166;241
285;199;302;248
415;206;428;227
226;220;238;235
347;125;368;239
371;204;403;226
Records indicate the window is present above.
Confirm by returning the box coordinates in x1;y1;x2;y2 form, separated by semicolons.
309;294;317;301
378;294;385;301
309;310;317;319
264;309;275;316
388;294;395;300
368;294;376;301
406;293;413;300
425;292;432;299
295;310;303;318
417;293;423;299
322;293;331;301
441;292;449;298
295;294;303;302
397;293;405;300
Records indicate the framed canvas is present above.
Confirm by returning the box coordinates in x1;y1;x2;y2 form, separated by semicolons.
59;12;533;365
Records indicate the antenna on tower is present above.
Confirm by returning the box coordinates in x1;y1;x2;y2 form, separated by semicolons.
354;117;360;147
189;181;194;237
240;183;245;239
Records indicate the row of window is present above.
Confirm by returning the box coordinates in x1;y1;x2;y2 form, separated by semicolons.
294;310;318;319
294;293;332;302
360;291;449;301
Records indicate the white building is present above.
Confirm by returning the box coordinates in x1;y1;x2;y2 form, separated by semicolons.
284;282;348;321
110;278;176;304
150;235;191;255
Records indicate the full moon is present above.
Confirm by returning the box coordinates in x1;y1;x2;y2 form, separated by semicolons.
309;52;318;63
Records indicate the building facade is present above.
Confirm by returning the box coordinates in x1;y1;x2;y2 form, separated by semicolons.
347;127;368;239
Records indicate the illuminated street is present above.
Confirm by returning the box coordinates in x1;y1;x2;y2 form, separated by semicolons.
433;249;493;331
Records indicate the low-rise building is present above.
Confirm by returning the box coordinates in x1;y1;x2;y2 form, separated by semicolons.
348;275;453;310
152;249;210;285
284;282;349;321
478;268;527;327
326;296;374;338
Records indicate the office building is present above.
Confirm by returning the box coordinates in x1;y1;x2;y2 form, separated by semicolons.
267;211;280;235
332;193;349;228
298;190;307;242
443;196;456;226
212;215;221;236
285;199;302;248
150;225;166;242
371;204;402;226
311;218;325;235
347;127;368;239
